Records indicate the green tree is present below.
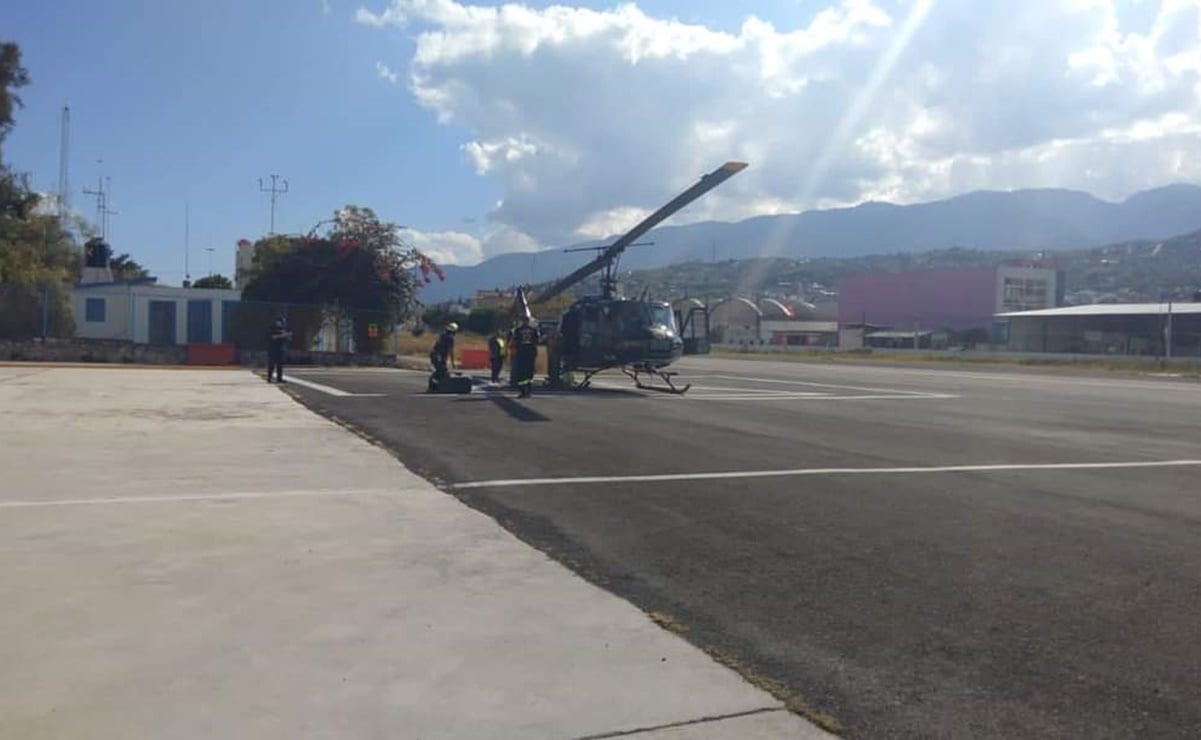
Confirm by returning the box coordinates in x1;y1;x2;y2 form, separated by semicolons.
242;206;443;352
0;43;75;338
0;41;31;153
463;308;502;335
109;253;150;281
191;274;233;289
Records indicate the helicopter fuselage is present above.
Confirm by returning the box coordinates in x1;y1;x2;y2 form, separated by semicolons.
555;295;684;372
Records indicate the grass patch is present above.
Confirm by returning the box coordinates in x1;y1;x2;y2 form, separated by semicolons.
648;610;688;634
711;348;1201;375
644;608;844;735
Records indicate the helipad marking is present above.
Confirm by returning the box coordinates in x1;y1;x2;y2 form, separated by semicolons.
450;459;1201;490
406;387;958;402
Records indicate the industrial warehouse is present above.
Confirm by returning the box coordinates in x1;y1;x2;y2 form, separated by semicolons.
998;302;1201;357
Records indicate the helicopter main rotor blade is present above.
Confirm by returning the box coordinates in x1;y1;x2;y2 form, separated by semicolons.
514;286;534;322
532;161;747;304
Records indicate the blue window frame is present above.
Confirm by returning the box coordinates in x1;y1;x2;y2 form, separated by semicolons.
85;297;106;323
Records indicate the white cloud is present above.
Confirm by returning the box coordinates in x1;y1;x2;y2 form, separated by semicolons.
360;0;1201;245
481;225;539;254
322;0;331;14
375;61;399;84
400;224;540;265
573;207;651;240
400;227;483;264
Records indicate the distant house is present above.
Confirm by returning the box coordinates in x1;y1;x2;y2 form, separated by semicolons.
762;320;839;347
235;239;256;289
472;289;516;311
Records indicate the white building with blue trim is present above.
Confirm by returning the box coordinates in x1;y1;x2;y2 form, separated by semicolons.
72;279;243;346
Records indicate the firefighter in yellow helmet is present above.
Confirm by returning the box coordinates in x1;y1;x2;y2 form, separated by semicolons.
428;322;458;390
487;329;506;384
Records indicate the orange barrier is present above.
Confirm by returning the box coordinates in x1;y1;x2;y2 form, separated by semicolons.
187;343;237;365
459;348;490;370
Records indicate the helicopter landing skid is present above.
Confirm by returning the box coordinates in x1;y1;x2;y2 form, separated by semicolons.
622;366;691;395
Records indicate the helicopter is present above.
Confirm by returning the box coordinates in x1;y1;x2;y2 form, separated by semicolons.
509;160;747;394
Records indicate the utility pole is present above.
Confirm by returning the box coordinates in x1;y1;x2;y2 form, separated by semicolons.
184;203;191;285
1166;298;1174;360
205;247;215;277
258;174;288;234
57;106;70;232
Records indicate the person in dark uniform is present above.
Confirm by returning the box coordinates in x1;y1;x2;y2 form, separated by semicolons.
512;317;539;398
266;316;292;383
506;325;518;388
428;322;458;390
487;331;506;384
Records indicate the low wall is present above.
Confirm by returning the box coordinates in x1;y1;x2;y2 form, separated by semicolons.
236;348;402;369
1;338;187;364
1;338;416;369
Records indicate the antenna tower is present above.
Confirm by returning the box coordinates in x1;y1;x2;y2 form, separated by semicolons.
258;174;289;234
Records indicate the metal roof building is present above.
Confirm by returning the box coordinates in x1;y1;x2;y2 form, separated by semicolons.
996;302;1201;356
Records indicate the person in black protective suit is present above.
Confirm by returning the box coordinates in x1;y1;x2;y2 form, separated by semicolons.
428;322;458;391
512;317;539;398
266;316;292;383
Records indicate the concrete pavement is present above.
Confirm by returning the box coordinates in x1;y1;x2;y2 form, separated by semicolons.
0;366;832;739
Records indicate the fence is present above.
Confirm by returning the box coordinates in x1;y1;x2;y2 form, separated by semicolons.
0;283;74;341
226;299;402;356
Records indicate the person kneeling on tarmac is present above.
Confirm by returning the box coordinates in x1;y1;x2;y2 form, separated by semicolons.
428;322;458;392
512;316;539;398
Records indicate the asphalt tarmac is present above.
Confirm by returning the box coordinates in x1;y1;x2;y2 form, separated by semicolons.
282;356;1201;739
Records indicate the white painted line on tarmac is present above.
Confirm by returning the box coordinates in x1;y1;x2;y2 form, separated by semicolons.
450;459;1201;490
695;373;939;396
281;376;384;397
0;488;401;509
673;393;960;402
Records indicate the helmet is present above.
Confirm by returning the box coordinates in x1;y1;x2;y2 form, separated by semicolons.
447;322;459;333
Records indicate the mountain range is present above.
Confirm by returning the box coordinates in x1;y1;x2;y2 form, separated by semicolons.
420;183;1201;304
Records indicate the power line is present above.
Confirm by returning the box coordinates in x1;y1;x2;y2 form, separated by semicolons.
258;174;288;234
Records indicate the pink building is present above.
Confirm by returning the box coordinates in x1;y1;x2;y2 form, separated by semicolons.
838;265;1063;333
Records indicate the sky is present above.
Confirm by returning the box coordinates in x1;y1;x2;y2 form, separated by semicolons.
4;0;1200;283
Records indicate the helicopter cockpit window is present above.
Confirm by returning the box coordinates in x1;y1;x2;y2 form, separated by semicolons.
646;304;676;331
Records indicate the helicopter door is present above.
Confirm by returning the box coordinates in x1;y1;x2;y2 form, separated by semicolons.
561;310;581;355
579;307;599;349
